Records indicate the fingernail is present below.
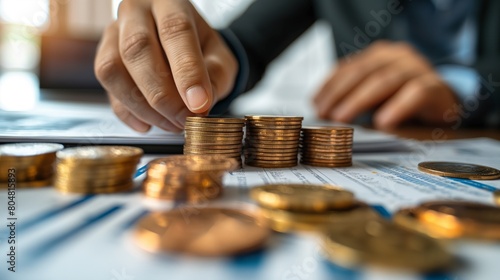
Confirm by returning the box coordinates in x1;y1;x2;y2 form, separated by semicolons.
186;86;209;111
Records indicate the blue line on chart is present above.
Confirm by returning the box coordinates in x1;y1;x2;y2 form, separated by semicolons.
449;178;498;192
2;195;95;235
370;205;392;219
27;205;123;263
134;164;149;178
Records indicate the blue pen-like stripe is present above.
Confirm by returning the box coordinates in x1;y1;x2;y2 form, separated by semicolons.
11;195;95;234
449;177;498;192
371;205;392;219
28;205;123;262
134;164;148;178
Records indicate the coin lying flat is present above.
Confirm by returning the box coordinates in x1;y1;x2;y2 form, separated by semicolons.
261;203;379;233
134;207;270;256
323;219;452;272
418;161;500;180
393;208;454;239
415;201;500;240
251;184;355;212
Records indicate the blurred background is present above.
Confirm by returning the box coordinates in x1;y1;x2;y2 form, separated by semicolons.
0;0;335;119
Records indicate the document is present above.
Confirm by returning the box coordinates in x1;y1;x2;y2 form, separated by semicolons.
0;138;499;280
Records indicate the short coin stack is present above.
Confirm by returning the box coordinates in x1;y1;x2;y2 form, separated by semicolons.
250;184;376;232
184;117;245;167
143;155;238;203
395;200;500;240
55;146;143;194
0;143;63;188
244;116;303;168
300;127;354;167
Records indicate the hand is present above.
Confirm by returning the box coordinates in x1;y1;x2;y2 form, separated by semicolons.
95;0;238;132
313;41;460;130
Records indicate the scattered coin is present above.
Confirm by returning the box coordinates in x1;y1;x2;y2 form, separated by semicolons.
134;207;270;256
418;161;500;180
393;208;454;239
142;155;237;203
250;184;355;212
54;146;142;194
323;218;452;272
415;200;500;240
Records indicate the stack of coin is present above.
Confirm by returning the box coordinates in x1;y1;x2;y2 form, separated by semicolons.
244;116;303;168
300;127;354;167
0;143;63;188
395;200;500;240
134;207;270;256
250;183;377;232
323;219;452;272
143;155;238;203
54;146;143;194
184;116;245;167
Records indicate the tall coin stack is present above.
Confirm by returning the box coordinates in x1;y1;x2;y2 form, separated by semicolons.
55;146;143;194
184;116;245;167
0;143;63;188
244;116;303;168
300;127;354;167
143;155;238;203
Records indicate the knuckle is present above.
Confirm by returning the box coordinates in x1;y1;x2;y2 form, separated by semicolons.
173;55;201;87
95;57;119;83
120;33;150;62
148;88;171;109
159;14;193;40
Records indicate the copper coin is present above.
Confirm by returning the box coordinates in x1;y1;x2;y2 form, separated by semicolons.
418;161;500;180
245;115;303;121
300;161;352;168
186;116;245;124
185;127;243;133
245;161;298;168
134;207;270;256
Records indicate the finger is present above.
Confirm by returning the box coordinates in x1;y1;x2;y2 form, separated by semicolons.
330;60;420;123
373;75;435;130
95;22;182;132
117;1;191;129
108;95;151;132
314;41;407;118
202;32;238;103
152;0;213;113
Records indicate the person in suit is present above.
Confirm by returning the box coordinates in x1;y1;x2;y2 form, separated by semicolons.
94;0;500;133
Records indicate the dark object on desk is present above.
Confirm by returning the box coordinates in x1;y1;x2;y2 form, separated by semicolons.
39;35;103;90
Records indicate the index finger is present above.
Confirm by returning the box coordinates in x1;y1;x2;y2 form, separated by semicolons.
152;0;213;113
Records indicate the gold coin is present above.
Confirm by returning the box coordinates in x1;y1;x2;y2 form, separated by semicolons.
247;124;302;130
56;182;134;194
323;219;452;272
245;115;303;121
0;143;64;157
245;139;300;145
245;143;299;149
185;128;243;133
184;122;244;129
134;207;270;256
300;147;353;153
300;153;352;160
300;161;352;168
185;130;244;137
416;201;500;240
185;116;245;124
300;156;352;163
245;147;299;153
302;126;353;134
245;161;298;168
56;146;143;165
261;203;379;233
494;191;500;206
245;135;300;141
418;161;500;180
149;155;238;172
0;178;53;189
393;208;454;239
250;184;354;212
184;144;242;150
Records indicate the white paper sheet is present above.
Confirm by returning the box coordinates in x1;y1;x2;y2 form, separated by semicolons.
1;138;499;280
